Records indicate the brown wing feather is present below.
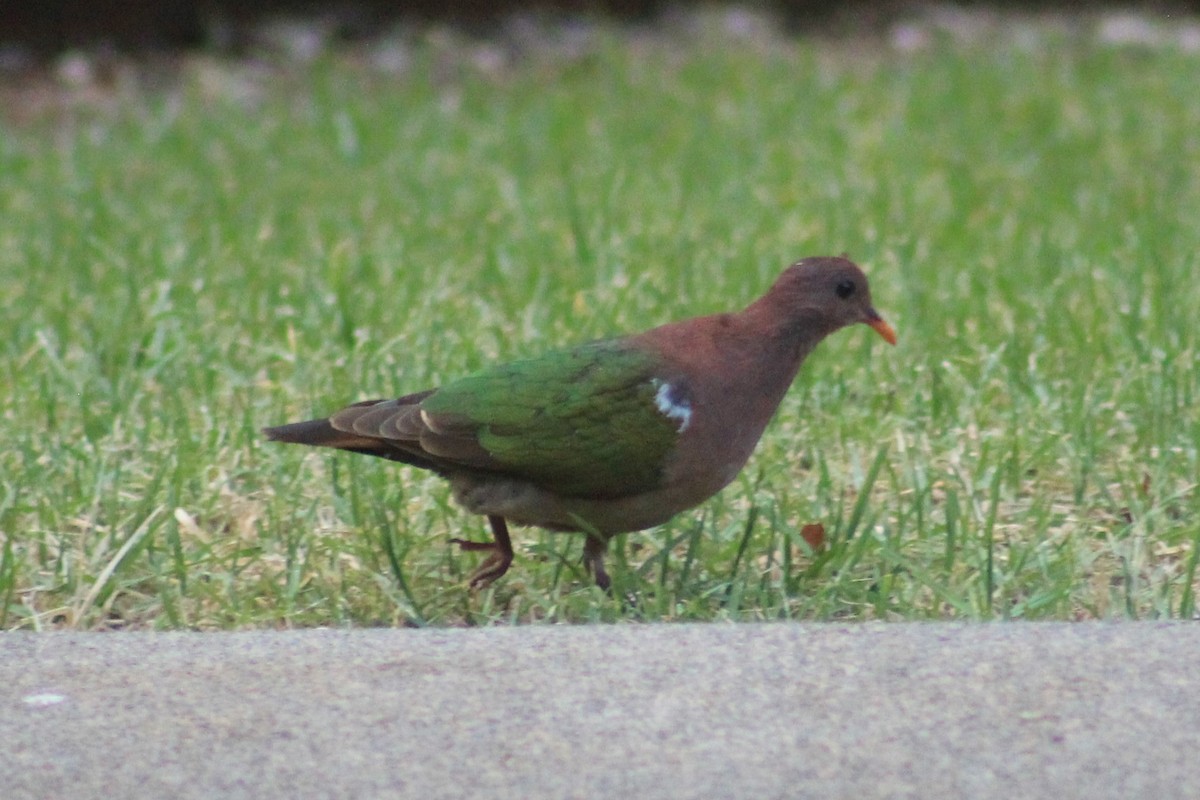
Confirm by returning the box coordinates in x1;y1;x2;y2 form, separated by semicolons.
379;404;426;439
267;389;503;474
337;402;401;438
416;427;497;466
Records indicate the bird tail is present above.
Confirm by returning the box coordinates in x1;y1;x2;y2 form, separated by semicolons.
263;405;442;471
262;417;370;449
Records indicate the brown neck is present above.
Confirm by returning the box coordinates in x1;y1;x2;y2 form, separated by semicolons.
740;297;827;372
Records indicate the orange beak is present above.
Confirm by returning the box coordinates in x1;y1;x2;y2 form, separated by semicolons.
866;310;898;345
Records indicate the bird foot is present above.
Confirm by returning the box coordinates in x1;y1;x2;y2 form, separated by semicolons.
450;539;514;589
448;537;495;552
583;536;612;592
451;515;515;590
592;567;612;592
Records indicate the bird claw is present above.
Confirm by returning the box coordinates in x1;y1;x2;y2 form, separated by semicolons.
582;535;612;592
452;516;514;589
590;561;611;592
448;537;495;552
455;546;512;590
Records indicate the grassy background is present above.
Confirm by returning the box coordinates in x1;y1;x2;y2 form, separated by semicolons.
2;14;1198;628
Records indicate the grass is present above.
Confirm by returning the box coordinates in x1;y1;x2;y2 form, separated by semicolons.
1;13;1198;628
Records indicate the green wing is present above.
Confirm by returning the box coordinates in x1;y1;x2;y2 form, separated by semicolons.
419;340;681;498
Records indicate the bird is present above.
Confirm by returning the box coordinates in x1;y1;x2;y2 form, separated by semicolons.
264;255;896;591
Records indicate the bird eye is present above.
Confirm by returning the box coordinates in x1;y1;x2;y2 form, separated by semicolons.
835;279;856;299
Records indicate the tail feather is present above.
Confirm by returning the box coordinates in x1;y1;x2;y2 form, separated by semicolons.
263;409;443;472
263;417;374;449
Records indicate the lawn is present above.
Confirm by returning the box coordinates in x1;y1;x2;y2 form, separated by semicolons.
2;11;1197;628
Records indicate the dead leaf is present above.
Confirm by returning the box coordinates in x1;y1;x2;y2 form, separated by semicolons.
800;523;826;552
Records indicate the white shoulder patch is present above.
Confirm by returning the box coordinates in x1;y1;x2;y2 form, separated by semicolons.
652;379;693;432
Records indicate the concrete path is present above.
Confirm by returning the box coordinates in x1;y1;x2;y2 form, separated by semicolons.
2;623;1196;799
